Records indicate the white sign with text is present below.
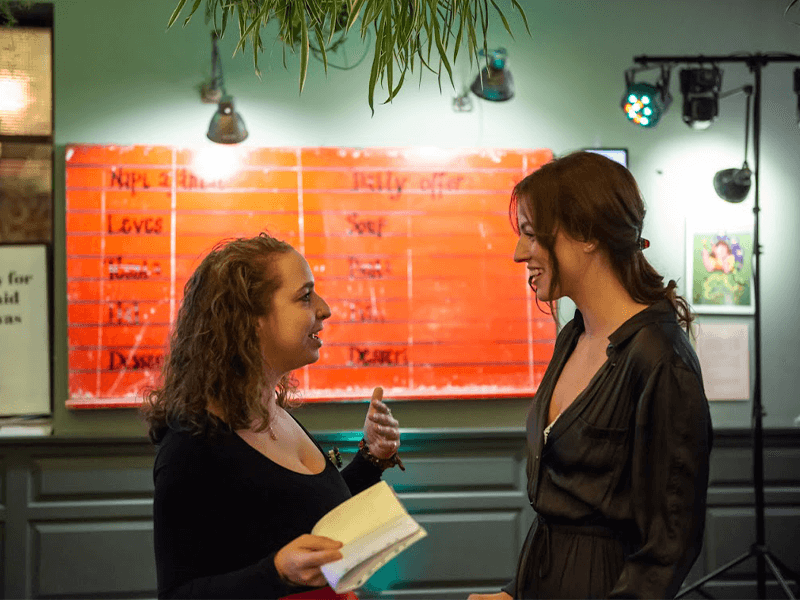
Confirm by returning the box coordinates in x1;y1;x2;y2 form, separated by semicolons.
694;321;750;401
0;245;50;415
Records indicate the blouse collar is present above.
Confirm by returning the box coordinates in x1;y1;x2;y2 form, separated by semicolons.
572;299;676;358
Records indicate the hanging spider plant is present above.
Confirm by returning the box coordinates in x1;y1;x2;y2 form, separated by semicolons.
168;0;529;112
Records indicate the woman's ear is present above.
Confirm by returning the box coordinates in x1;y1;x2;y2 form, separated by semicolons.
582;239;599;253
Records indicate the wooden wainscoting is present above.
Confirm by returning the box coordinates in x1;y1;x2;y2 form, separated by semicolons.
0;429;798;599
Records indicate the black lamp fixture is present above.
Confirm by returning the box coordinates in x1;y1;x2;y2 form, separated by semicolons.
621;65;672;127
470;48;514;102
794;68;800;127
713;84;753;203
204;31;248;144
679;65;722;129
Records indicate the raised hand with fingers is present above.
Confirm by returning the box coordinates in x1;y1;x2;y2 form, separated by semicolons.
274;534;344;588
361;387;404;470
362;386;400;458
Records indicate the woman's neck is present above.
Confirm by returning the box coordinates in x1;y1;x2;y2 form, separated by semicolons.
570;265;649;341
206;384;280;430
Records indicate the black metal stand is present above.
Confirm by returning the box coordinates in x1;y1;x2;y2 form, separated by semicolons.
631;52;800;600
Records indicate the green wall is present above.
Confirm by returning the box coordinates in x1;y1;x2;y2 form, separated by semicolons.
47;0;800;435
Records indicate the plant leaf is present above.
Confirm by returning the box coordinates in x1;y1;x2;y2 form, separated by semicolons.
236;0;271;54
361;0;380;30
313;27;328;74
299;4;310;92
390;64;406;98
489;0;512;38
422;0;434;59
183;0;204;27
431;15;453;91
167;0;190;29
163;0;530;110
346;0;368;31
466;6;478;64
367;21;382;114
220;5;229;35
510;0;530;35
452;14;464;64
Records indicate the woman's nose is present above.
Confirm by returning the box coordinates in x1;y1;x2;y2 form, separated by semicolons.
317;296;332;320
513;236;529;263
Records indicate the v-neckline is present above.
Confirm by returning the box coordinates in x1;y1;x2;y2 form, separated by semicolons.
234;413;330;477
541;331;611;440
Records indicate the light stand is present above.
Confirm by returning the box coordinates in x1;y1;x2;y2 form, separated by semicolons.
630;52;800;600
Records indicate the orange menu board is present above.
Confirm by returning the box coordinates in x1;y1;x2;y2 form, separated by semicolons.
65;145;556;408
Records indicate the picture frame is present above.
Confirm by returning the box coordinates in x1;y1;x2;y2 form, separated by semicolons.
685;218;755;315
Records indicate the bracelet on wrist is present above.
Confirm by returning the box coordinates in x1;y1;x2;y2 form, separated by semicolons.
359;438;405;471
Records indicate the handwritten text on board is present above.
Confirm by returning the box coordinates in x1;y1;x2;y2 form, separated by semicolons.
65;146;556;408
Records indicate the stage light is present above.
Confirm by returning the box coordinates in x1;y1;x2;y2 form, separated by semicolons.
204;31;248;144
714;84;753;203
679;66;722;129
207;96;248;145
713;166;751;203
471;48;514;102
621;66;672;128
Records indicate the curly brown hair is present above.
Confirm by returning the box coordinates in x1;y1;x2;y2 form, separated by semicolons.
509;151;695;333
141;232;299;443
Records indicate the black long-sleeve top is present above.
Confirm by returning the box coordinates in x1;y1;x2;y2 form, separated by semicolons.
504;300;713;599
152;417;382;599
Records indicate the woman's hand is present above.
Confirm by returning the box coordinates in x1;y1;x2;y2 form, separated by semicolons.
274;534;343;587
467;593;512;600
362;386;400;459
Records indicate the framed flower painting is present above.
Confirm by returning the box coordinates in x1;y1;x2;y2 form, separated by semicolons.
685;219;755;315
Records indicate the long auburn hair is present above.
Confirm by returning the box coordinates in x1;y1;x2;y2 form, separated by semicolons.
141;232;299;443
509;151;694;333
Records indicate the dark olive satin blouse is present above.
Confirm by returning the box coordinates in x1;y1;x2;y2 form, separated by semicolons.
505;300;713;599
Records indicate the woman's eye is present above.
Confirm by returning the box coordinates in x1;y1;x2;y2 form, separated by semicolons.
301;292;312;302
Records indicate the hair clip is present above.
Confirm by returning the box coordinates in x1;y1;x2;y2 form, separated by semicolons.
638;237;651;250
327;447;342;468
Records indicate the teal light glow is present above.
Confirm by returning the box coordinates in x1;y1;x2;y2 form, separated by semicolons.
620;82;667;128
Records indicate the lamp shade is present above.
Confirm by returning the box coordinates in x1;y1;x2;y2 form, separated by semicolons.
471;49;514;101
713;165;752;203
207;96;248;144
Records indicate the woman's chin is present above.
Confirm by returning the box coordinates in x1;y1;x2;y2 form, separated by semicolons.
282;352;321;374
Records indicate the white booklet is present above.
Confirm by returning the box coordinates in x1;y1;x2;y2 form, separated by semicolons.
312;480;427;593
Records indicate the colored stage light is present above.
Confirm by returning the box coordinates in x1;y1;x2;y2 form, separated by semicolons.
621;81;667;128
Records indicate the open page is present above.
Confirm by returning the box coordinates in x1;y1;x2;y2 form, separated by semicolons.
312;481;427;593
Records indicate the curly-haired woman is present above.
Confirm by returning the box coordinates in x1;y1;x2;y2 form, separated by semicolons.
469;151;713;599
142;233;403;600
